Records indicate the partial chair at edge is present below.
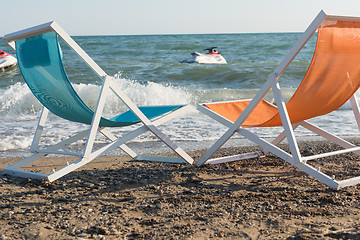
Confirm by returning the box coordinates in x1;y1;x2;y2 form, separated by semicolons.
2;21;194;182
196;10;360;190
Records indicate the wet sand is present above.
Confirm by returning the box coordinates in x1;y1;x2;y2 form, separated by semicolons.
1;140;360;239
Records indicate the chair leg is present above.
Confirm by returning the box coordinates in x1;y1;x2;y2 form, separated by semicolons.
4;129;90;179
270;81;302;163
350;95;360;132
99;128;138;158
300;121;360;155
98;107;194;164
83;79;111;157
271;123;301;146
196;128;236;166
30;107;49;151
204;151;264;165
294;162;339;189
109;80;194;164
146;124;194;164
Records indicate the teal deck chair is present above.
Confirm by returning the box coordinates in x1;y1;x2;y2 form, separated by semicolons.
2;21;194;182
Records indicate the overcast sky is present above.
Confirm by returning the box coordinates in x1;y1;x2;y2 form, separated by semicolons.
2;0;360;36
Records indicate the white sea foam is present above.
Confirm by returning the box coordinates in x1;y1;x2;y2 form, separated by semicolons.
0;134;33;151
0;82;41;118
112;72;194;105
72;72;195;117
0;74;201;155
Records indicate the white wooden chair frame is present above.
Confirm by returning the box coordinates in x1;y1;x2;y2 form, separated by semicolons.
196;10;360;190
2;21;194;182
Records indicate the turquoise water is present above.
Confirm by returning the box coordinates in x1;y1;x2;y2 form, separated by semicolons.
70;33;314;90
0;32;358;157
0;33;314;89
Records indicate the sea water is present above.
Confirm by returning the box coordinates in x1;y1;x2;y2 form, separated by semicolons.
0;33;359;158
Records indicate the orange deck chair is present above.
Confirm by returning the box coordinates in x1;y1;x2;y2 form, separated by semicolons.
196;10;360;190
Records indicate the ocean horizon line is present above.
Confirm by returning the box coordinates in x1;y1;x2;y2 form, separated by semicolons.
71;31;302;38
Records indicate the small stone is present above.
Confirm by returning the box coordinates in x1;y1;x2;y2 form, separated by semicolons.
84;182;94;187
329;226;338;231
69;227;77;235
45;225;54;230
0;234;9;240
4;211;14;219
312;228;323;234
156;202;162;209
77;233;89;238
110;229;120;235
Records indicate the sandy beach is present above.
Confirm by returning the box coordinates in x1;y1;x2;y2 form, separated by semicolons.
1;140;360;239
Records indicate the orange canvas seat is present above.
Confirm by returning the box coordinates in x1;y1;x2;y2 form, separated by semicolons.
197;11;360;190
204;19;360;128
204;99;278;127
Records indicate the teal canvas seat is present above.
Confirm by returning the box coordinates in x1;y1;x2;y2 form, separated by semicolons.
16;31;182;127
3;21;194;182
